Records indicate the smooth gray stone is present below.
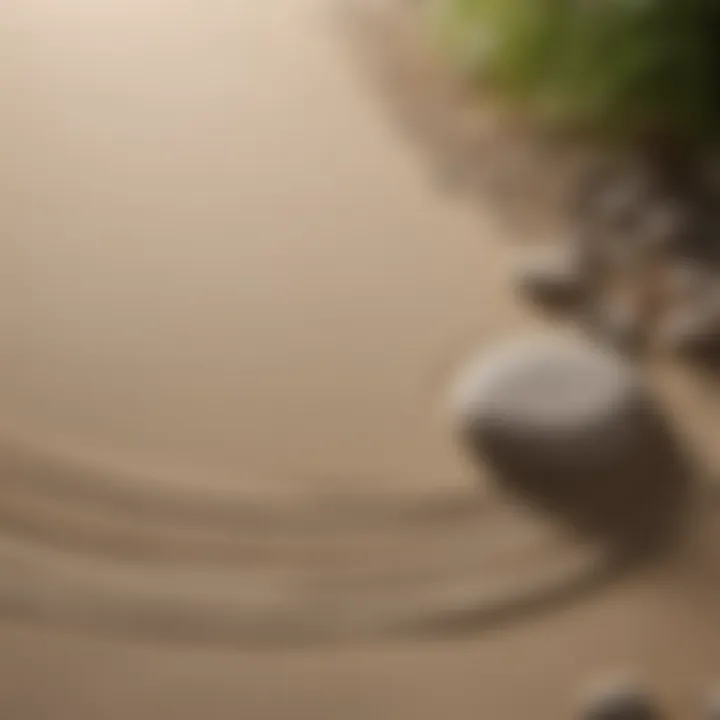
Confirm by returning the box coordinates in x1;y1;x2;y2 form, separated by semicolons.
451;338;646;471
450;337;686;545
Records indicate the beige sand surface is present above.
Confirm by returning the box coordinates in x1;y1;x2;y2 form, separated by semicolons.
0;551;717;720
0;0;719;716
0;0;546;497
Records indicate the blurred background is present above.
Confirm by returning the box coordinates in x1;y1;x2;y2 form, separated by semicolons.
1;0;720;717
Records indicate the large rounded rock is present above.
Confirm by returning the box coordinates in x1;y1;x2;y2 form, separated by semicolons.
451;338;648;470
450;337;687;548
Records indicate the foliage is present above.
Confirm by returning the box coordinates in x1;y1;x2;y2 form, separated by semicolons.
440;0;720;143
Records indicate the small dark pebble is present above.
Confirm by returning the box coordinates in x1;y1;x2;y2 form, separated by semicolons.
581;686;661;720
514;246;588;313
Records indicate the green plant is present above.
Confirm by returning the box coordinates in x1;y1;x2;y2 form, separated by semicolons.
440;0;720;144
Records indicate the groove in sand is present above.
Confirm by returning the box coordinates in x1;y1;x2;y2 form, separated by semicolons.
0;433;614;647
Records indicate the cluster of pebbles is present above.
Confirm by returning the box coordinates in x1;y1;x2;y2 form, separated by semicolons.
516;155;720;361
340;0;720;364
